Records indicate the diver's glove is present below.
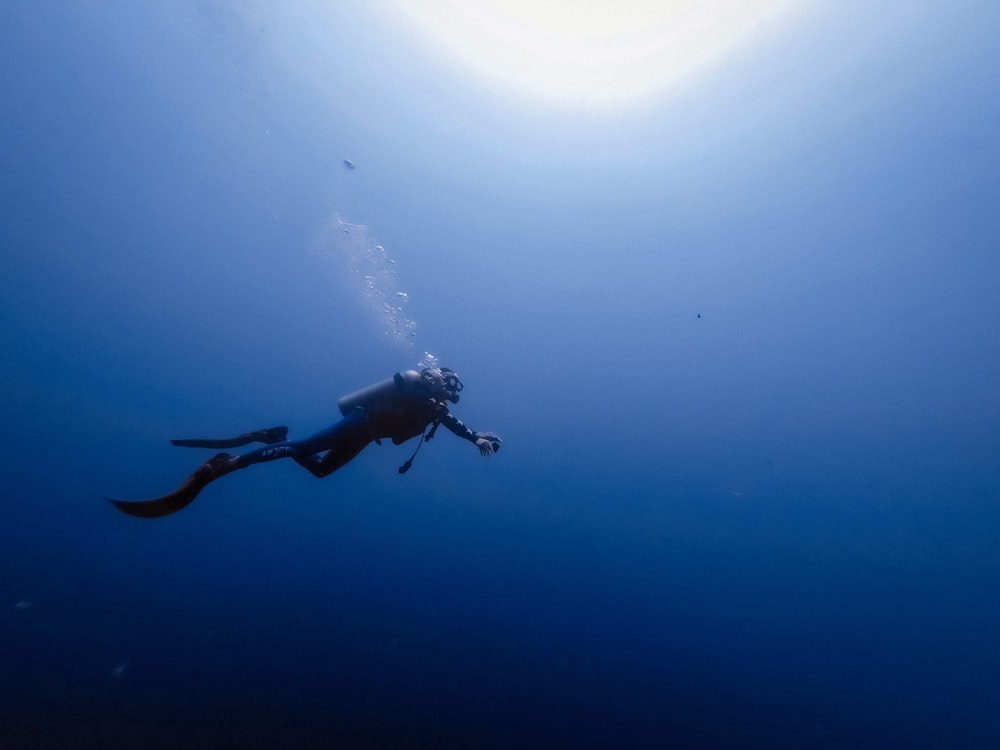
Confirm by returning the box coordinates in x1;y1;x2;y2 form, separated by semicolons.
474;432;502;456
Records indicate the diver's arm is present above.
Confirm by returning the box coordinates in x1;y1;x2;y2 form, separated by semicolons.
439;412;502;456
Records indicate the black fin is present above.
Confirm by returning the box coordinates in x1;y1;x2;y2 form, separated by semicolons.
255;426;289;444
106;486;201;518
106;453;234;518
171;426;288;449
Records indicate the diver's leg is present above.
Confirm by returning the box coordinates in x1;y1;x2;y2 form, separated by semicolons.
231;441;301;467
294;438;371;478
233;409;371;477
289;409;373;478
109;413;375;517
108;430;331;518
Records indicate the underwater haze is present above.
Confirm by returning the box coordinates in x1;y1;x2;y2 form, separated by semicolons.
2;1;999;747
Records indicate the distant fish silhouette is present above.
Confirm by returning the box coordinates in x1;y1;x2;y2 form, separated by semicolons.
343;159;355;170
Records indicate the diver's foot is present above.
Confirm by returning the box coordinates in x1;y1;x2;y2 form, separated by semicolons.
252;426;288;444
200;452;238;478
207;452;234;467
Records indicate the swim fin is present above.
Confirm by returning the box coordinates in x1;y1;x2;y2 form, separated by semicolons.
170;426;288;449
106;453;237;518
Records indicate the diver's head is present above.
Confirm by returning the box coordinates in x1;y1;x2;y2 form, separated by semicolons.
420;367;463;403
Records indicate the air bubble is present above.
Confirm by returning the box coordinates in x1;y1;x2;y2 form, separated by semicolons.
312;215;419;350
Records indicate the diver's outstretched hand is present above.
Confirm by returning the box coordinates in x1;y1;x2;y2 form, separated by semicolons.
475;432;502;456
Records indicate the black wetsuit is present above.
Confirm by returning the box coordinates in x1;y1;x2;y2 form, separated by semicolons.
236;395;479;478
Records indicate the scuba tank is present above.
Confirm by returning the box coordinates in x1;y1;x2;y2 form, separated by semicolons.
337;370;424;416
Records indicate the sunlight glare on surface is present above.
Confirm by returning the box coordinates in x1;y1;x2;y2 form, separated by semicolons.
378;0;804;110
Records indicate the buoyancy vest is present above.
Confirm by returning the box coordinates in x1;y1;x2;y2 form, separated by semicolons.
337;371;443;445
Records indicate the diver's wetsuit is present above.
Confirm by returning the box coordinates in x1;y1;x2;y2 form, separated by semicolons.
236;395;479;478
107;384;494;518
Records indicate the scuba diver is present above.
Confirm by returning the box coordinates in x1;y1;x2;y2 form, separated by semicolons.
107;367;502;518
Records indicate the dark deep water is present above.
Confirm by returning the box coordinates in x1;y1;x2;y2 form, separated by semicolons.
2;2;999;747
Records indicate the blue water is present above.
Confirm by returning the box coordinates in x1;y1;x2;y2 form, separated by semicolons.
3;2;999;747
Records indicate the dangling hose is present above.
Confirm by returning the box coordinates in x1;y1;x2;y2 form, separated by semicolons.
398;420;440;474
